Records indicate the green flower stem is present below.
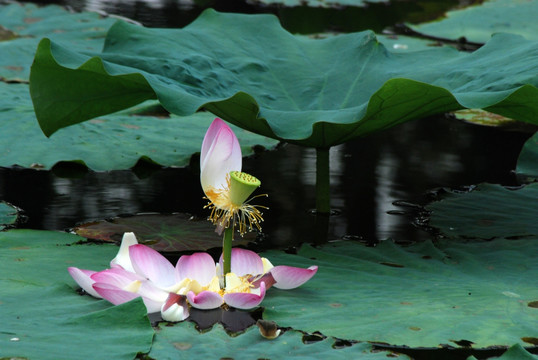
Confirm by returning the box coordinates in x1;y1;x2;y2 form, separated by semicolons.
316;147;331;214
222;227;233;277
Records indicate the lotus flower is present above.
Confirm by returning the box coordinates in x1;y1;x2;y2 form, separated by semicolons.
68;232;317;320
200;118;266;236
68;232;190;321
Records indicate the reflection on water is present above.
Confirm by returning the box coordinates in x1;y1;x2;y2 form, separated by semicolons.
23;0;471;33
1;114;530;248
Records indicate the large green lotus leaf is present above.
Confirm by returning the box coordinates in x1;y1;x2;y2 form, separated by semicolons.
517;131;538;181
0;2;115;82
260;239;538;348
426;183;538;239
0;201;19;230
73;213;251;253
409;0;538;43
30;10;538;147
149;321;409;359
0;82;277;170
0;229;154;360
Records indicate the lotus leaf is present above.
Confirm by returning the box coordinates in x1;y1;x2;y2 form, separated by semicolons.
0;2;115;82
30;9;538;148
466;344;538;360
517;131;538;181
0;201;18;229
426;183;538;239
0;229;154;360
409;0;538;43
260;239;538;348
0;82;277;170
150;321;404;359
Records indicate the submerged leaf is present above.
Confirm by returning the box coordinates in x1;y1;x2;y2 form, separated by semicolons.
30;10;538;147
73;213;251;253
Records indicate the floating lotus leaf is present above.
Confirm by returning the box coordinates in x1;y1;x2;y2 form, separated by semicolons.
0;2;115;82
149;321;406;359
467;344;538;360
73;213;251;253
1;229;536;356
0;201;19;229
426;183;538;239
30;9;538;147
517;131;538;181
0;229;154;360
0;83;277;170
409;0;538;43
261;239;538;348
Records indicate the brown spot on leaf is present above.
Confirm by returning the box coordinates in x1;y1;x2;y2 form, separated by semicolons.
528;301;538;308
329;303;342;308
409;326;421;331
173;342;192;350
400;302;413;306
24;17;42;24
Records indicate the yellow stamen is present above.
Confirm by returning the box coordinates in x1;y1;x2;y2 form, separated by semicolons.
204;173;267;236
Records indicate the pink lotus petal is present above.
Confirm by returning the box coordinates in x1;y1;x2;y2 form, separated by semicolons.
129;244;177;288
200;118;242;193
224;282;266;310
176;252;216;286
110;232;138;272
270;265;318;290
136;281;170;305
93;282;140;306
93;282;165;313
220;248;264;277
91;267;144;288
161;293;189;322
68;267;101;298
201;118;226;165
187;290;224;310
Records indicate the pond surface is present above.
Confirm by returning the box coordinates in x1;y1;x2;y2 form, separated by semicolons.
1;113;530;248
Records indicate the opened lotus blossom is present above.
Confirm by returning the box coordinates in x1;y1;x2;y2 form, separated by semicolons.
68;232;318;321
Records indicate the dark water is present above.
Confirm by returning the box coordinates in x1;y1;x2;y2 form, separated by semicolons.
0;114;530;247
24;0;469;33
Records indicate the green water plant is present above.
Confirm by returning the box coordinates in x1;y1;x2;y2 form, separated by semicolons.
29;9;538;214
